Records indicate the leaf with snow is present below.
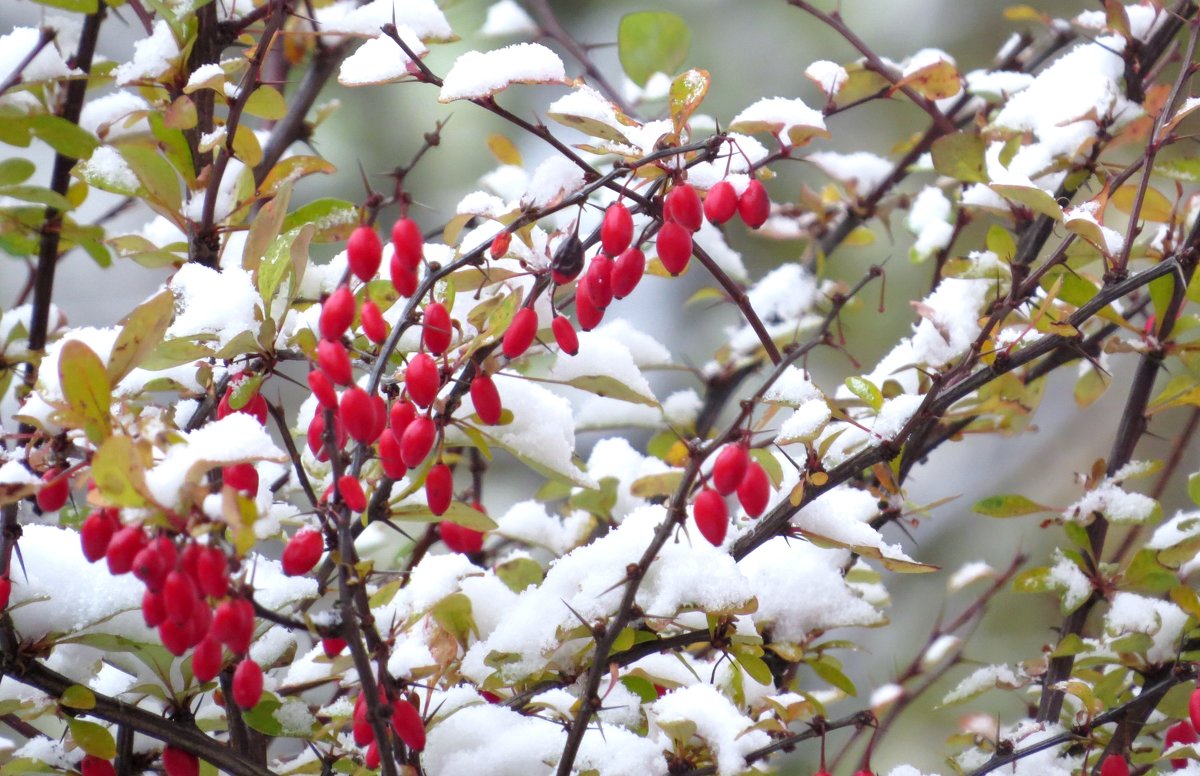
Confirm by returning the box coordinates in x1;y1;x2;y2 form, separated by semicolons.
547;85;635;144
941;664;1028;706
544;332;659;408
480;0;538;37
729;97;829;147
896;48;961;99
338;29;428;87
439;43;567;102
519;156;585;209
804;60;848;97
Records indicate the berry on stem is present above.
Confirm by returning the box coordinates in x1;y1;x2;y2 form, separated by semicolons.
552;316;579;355
392;217;423;271
470;372;502;425
440;520;484;554
575;276;604;331
1099;755;1129;776
736;461;771;517
317;339;353;386
712;443;749;496
390;254;418;297
339;386;378;443
391;697;426;751
665;183;703;232
406;352;440;408
490;231;511;259
282;528;323;576
426;462;453;516
502;307;538;358
693;488;728;546
704;180;738;225
400;415;437;468
161;747;199;776
738;179;771;228
222;463;258;495
232;658;264;709
80;755;117;776
319;286;355;342
378;430;408;480
347;225;383;282
657;221;693;276
307;370;338;410
80;510;116;563
192;636;222;683
322;637;347;658
585;254;614;309
611;247;645;299
602;202;633;255
36;468;69;512
360;300;387;344
337;474;367;512
423;301;453;355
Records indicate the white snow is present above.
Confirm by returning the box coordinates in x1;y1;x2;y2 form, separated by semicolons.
777;399;831;443
649;685;770;776
78;92;150;139
167;263;261;348
114;21;180;86
480;1;538;37
547;330;656;406
1105;592;1188;664
337;27;427;86
807;151;893;193
943;663;1025;704
1048;549;1092;612
547;85;630;142
1064;480;1157;525
907;186;954;260
947;560;994;591
520;155;585;209
314;0;454;41
80;146;139;193
729;96;827;146
763;366;821;406
439;43;567;102
804;60;848;96
0;27;80;85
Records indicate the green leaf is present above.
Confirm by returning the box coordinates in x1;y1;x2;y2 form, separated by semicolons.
120;144;182;212
618;11;691;87
244;86;287;120
241;695;284;736
668;68;709;134
629;471;683;499
620;675;659;704
61;684;96;710
571;477;619;518
844;376;883;411
972;493;1050;518
986;224;1016;263
0;159;35;187
733;649;773;686
108;289;175;384
1189;473;1200;507
989;183;1063;220
0;184;74;211
258;223;313;305
91;435;150;507
68;718;115;759
431;592;476;643
244;181;293;273
931;132;987;183
495;556;543;592
33;0;99;10
388;500;497;530
258;155;336;196
1155;157;1200;183
808;654;857;695
750;448;783;488
58;340;111;444
281;198;360;243
29;115;99;159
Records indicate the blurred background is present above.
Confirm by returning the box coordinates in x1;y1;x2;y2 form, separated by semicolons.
2;0;1196;773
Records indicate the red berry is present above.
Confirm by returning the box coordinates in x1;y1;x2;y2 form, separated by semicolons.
426;463;453;516
391;218;423;271
423;301;453;355
364;741;380;769
338;474;367;512
80;510;117;563
306;411;347;462
391;698;426;751
282;528;323;576
575;276;604;331
406;353;440;408
80;755;117;776
322;637;347;658
0;577;9;610
36;468;69;512
163;569;197;625
185;602;212;648
307;369;338;410
142;590;166;627
490;231;511;259
378;430;408;480
106;525;147;575
347;225;383;282
1191;687;1200;734
736;461;771;517
390;400;417;435
738;179;771;228
502;307;538;359
704;180;738;225
317;339;353;385
693;488;728;546
470;373;502;425
360;300;388;344
354;717;375;746
585;255;614;309
390;254;418;297
243;394;269;426
400;415;437;468
665;184;703;232
611;247;646;299
552;316;579;355
222;463;258;495
440;520;484;554
657;221;693;276
195;546;229;599
232;658;264;709
212;598;254;654
1099;755;1129;776
132;543;171;592
319;286;355;342
192;636;222;683
550;233;585;285
159;619;190;656
601;202;634;255
712;444;749;496
161;747;199;776
1165;720;1198;767
340;387;378;443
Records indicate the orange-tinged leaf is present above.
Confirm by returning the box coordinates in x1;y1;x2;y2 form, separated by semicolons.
59;340;111;444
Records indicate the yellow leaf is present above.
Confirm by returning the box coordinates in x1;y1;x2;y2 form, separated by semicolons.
58;340;111;444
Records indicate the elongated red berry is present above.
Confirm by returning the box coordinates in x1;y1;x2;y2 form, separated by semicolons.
347;226;383;282
163;569;196;625
159;619;190;656
1190;687;1200;733
392;698;426;751
406;353;440;408
586;255;614;309
223;463;258;495
317;339;353;385
36;469;69;512
440;520;484;554
1099;755;1129;776
307;370;338;410
322;637;347;658
470;373;502;425
423;301;453;355
232;658;264;709
360;300;388;344
502;308;538;359
365;741;380;769
338;474;367;512
490;231;512;259
142;590;166;627
307;412;345;462
392;218;423;271
704;180;738;225
657;221;692;276
693;488;728;546
80;511;117;563
1165;720;1197;767
80;755;117;776
737;461;771;517
320;286;355;342
0;577;8;609
390;400;417;435
340;387;378;443
161;747;199;776
391;255;418;297
612;247;645;299
132;543;170;591
602;202;634;256
106;525;147;575
738;179;771;228
195;546;229;599
575;277;604;331
192;636;222;683
712;444;749;496
665;184;703;232
369;394;387;446
282;528;323;576
426;463;453;516
400;415;437;468
212;598;253;654
378;431;408;480
552;316;579;355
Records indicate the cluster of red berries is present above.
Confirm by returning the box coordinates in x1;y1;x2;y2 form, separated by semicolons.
656;178;771;277
693;442;772;546
352;688;426;765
